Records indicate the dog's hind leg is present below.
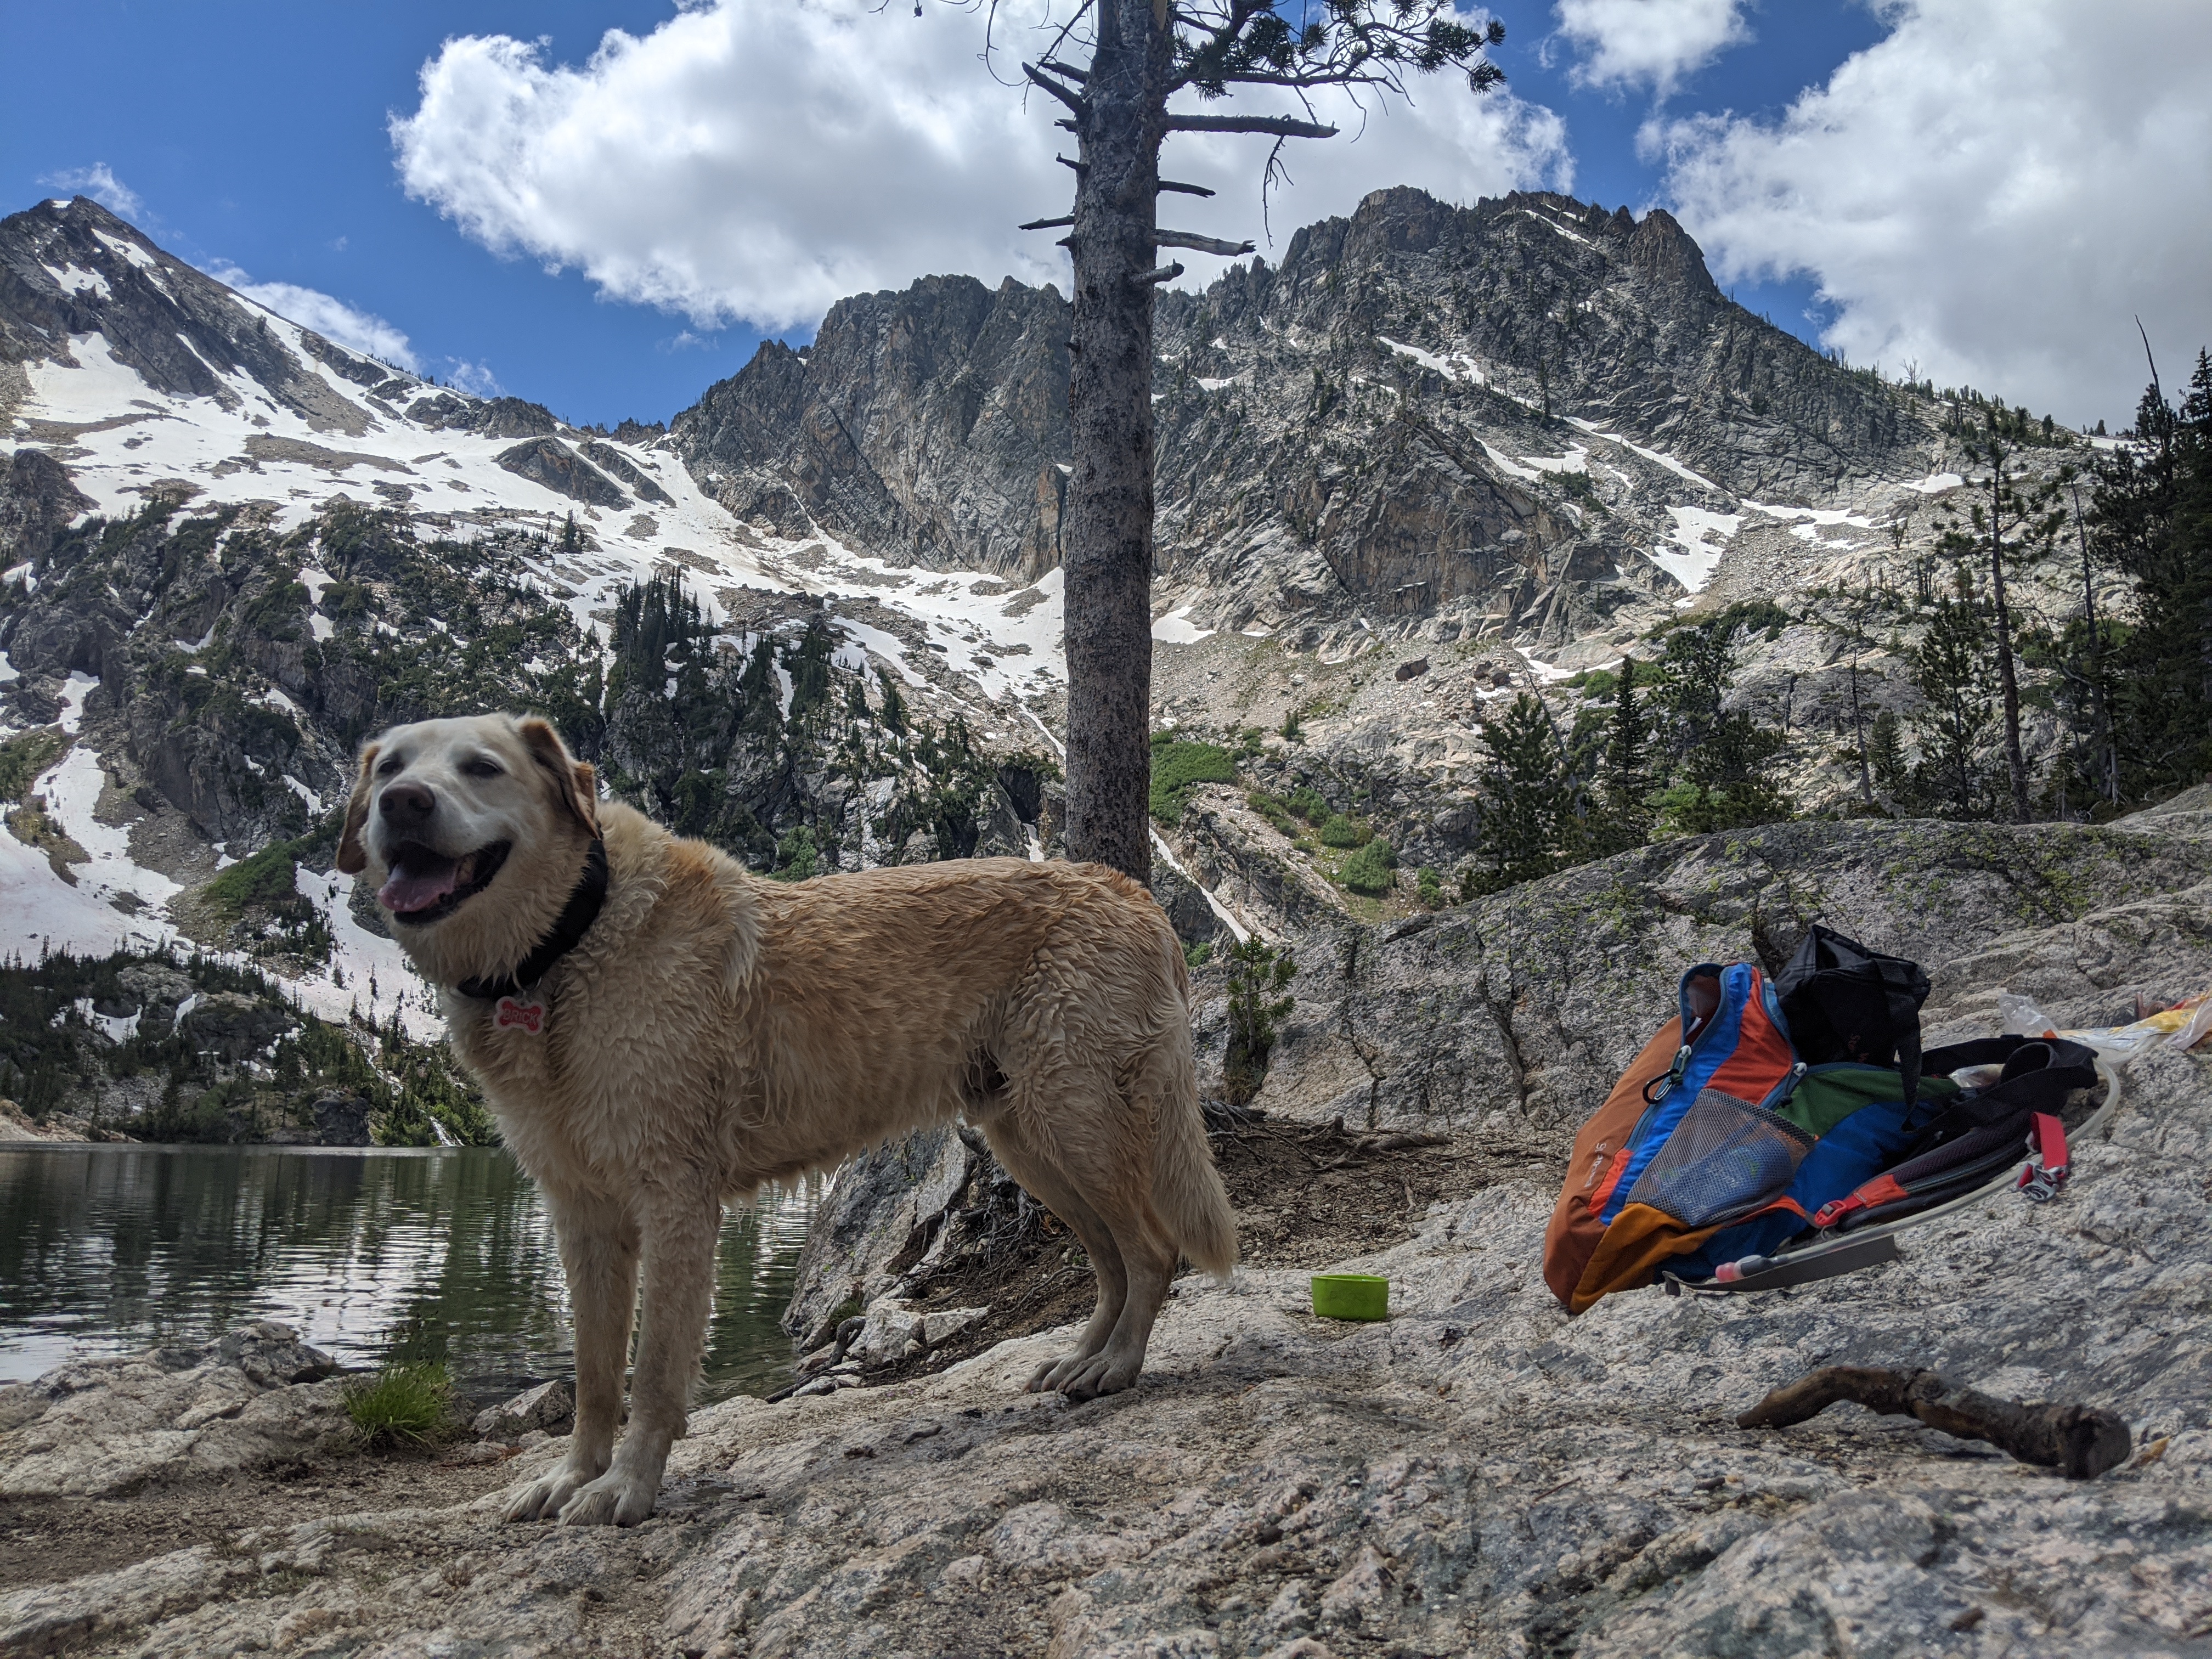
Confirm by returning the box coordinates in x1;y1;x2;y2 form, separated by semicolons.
981;1115;1130;1390
503;1188;638;1524
557;1178;723;1526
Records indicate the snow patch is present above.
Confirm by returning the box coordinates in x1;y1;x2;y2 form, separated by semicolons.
1152;604;1214;645
1649;506;1743;595
49;264;112;300
1562;419;1722;492
56;673;98;735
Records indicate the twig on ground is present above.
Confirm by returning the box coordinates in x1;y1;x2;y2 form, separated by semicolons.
1738;1365;2132;1479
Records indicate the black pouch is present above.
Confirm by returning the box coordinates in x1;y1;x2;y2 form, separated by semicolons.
1775;924;1933;1105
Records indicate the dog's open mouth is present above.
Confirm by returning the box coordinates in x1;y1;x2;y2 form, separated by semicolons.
377;840;511;924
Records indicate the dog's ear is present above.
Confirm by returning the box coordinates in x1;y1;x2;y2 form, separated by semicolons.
517;716;600;838
335;743;379;875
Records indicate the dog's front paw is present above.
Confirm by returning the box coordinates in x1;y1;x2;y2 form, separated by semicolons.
501;1460;596;1523
557;1465;661;1527
1055;1351;1141;1402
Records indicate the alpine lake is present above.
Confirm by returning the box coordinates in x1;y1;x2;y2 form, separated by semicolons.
0;1143;821;1408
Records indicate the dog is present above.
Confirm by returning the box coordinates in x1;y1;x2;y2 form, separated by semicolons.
335;713;1238;1526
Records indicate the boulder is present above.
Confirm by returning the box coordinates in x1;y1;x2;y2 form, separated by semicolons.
781;1124;980;1350
0;1322;347;1497
470;1379;574;1442
311;1092;373;1147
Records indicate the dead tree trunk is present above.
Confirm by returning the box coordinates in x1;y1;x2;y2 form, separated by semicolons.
1061;0;1170;883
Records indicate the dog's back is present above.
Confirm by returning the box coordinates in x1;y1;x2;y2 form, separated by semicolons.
725;853;1235;1282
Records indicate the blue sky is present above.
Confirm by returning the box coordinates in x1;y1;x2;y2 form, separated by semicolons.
5;3;2203;429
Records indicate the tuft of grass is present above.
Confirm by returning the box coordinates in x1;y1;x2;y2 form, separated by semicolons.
343;1362;455;1449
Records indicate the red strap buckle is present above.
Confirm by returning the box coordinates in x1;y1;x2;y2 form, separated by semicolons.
2017;1111;2069;1203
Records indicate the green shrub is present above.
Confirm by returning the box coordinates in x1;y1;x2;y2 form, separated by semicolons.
1183;940;1214;968
1285;786;1329;824
1149;741;1239;825
343;1362;454;1448
1417;866;1444;909
201;838;303;919
0;730;65;800
1318;814;1369;848
772;826;820;881
1223;937;1296;1105
1245;790;1294;833
1339;838;1396;896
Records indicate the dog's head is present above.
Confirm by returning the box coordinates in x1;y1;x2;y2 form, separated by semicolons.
337;714;599;986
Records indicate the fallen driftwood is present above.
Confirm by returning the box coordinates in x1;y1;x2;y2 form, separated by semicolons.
1739;1365;2132;1479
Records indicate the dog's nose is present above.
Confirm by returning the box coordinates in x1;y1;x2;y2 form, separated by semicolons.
379;780;436;825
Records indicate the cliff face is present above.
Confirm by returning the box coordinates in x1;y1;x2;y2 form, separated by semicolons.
670;186;1940;639
673;275;1075;579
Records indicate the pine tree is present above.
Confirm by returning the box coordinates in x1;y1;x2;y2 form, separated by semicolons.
1938;425;2064;819
1463;693;1582;895
1598;657;1651;849
1804;583;1894;811
1908;566;2001;819
1867;709;1912;810
1649;616;1790;834
2093;349;2212;801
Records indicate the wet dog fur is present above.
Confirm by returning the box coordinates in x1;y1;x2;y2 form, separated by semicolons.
336;713;1237;1526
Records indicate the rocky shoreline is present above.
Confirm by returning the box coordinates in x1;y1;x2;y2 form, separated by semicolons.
3;804;2210;1655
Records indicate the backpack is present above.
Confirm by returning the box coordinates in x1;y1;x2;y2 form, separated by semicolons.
1542;930;2097;1313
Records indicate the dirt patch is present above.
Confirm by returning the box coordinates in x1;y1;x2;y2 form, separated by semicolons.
865;1118;1542;1387
0;1446;522;1593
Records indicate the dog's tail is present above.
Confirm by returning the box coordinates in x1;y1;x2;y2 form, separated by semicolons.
1147;932;1240;1279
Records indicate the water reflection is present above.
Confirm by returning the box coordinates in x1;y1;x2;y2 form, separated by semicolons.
0;1145;819;1404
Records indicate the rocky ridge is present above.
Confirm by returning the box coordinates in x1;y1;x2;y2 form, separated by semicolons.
2;190;2119;978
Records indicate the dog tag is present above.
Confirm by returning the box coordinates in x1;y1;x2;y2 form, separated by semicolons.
495;995;546;1035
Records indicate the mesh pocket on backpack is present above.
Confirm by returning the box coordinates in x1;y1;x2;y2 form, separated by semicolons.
1624;1088;1816;1228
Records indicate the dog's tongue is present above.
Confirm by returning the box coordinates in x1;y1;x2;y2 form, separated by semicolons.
378;848;460;914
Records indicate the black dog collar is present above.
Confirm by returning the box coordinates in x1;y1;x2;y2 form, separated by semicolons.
456;839;609;1002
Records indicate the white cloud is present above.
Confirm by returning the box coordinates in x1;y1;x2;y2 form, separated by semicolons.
1554;0;1750;97
41;163;146;222
444;360;504;397
388;0;1571;334
1653;0;2212;426
208;263;421;371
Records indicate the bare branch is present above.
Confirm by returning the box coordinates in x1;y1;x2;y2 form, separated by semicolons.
1040;57;1088;82
1019;216;1076;230
1023;62;1085;111
1131;262;1187;286
1156;230;1254;256
1055;118;1079;132
1165;114;1338;138
1056;155;1088;172
1741;1366;2132;1481
1158;179;1216;197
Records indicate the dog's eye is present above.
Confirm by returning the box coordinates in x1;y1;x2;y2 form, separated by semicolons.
462;759;504;778
376;757;404;777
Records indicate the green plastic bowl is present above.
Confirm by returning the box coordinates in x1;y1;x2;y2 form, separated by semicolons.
1311;1273;1390;1321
